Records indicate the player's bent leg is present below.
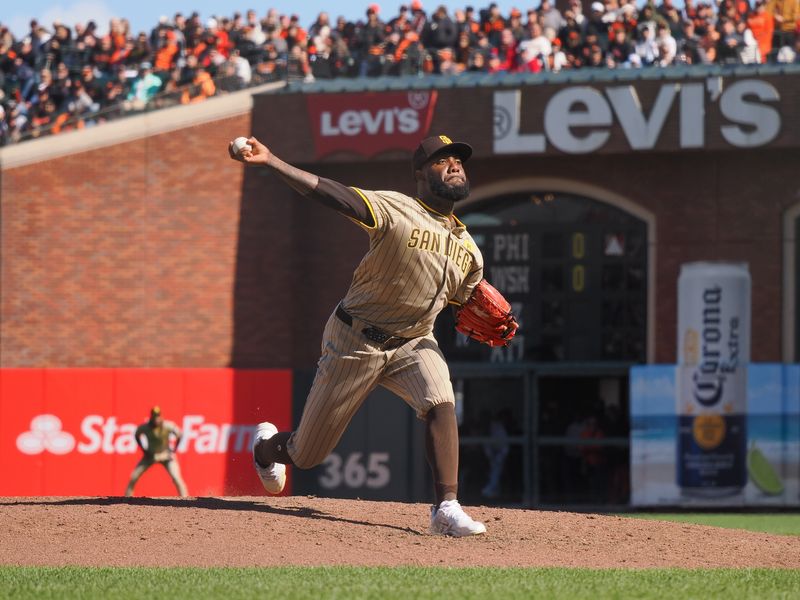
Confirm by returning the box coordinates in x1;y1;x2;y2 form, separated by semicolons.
284;310;386;470
164;458;189;498
252;422;287;494
124;459;151;497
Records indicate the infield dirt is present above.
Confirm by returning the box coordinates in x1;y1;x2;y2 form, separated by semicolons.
1;496;798;568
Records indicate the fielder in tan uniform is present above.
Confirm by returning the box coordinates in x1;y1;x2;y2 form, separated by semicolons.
230;134;487;536
125;406;188;498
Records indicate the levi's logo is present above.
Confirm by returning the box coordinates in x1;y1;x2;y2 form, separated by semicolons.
308;91;439;159
321;107;419;136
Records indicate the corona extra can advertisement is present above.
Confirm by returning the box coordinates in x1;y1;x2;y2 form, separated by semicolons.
676;262;751;497
630;364;800;506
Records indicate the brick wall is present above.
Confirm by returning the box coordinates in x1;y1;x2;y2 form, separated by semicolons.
1;115;250;367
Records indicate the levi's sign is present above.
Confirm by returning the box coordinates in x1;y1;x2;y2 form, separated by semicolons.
493;79;782;154
308;91;438;158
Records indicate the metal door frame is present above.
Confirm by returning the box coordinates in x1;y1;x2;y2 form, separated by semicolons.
450;361;632;507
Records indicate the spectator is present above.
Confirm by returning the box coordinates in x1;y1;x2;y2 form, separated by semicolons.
455;30;473;66
285;44;314;83
608;28;634;66
518;22;550;72
423;5;458;51
678;20;706;65
52;62;73;104
393;30;425;75
558;11;583;49
455;7;480;40
539;0;565;34
308;12;331;40
489;27;518;72
126;61;162;110
737;21;761;63
0;104;8;146
548;37;569;71
567;0;586;27
356;4;386;76
656;23;677;65
481;3;505;46
409;0;428;35
79;64;105;108
748;0;774;62
153;30;178;75
770;0;799;50
700;20;720;63
507;8;526;43
716;19;743;63
228;48;252;86
618;3;639;38
635;24;659;65
388;6;412;35
585;2;611;50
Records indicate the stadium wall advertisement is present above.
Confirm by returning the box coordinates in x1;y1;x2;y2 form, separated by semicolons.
631;364;800;507
0;369;293;497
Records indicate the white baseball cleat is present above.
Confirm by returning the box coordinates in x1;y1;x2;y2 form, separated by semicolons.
252;422;286;494
430;499;487;537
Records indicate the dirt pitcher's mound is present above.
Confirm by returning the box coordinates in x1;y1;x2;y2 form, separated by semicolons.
1;496;798;568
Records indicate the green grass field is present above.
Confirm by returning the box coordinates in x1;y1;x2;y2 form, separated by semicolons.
627;513;800;536
3;514;798;599
1;566;799;600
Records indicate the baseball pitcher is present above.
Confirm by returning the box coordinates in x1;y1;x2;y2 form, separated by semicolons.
229;134;517;536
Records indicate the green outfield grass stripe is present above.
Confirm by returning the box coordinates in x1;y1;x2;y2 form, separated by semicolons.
1;567;800;600
626;514;800;536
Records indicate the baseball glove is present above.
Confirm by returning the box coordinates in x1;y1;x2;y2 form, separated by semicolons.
455;279;518;347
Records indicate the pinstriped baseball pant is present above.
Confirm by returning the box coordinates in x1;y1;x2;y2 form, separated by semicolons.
287;309;454;469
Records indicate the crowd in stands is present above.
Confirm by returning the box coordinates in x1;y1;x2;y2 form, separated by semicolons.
1;0;799;145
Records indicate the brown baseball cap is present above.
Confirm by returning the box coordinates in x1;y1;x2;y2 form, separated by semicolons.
413;135;472;170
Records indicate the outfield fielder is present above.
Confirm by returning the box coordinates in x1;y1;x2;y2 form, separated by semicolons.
124;406;188;498
229;134;516;536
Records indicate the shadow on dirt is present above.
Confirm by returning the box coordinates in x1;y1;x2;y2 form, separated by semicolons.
2;497;423;535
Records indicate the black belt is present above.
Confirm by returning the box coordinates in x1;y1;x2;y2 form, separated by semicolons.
335;304;411;350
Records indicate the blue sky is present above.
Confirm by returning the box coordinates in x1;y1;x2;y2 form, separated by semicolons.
4;0;532;38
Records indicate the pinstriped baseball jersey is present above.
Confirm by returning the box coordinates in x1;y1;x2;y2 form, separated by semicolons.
286;188;483;469
342;189;484;336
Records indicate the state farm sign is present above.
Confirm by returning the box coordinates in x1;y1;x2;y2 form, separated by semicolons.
17;413;257;456
308;91;438;158
0;368;292;496
494;79;783;154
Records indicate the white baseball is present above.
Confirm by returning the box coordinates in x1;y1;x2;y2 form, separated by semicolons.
232;136;252;155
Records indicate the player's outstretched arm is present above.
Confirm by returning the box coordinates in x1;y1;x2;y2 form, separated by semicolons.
229;136;319;197
228;136;375;227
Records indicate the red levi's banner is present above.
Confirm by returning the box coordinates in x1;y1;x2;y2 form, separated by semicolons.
307;91;438;159
0;369;292;497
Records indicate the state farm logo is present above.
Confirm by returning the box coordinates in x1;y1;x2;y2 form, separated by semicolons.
15;414;257;456
308;91;439;158
17;415;76;455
